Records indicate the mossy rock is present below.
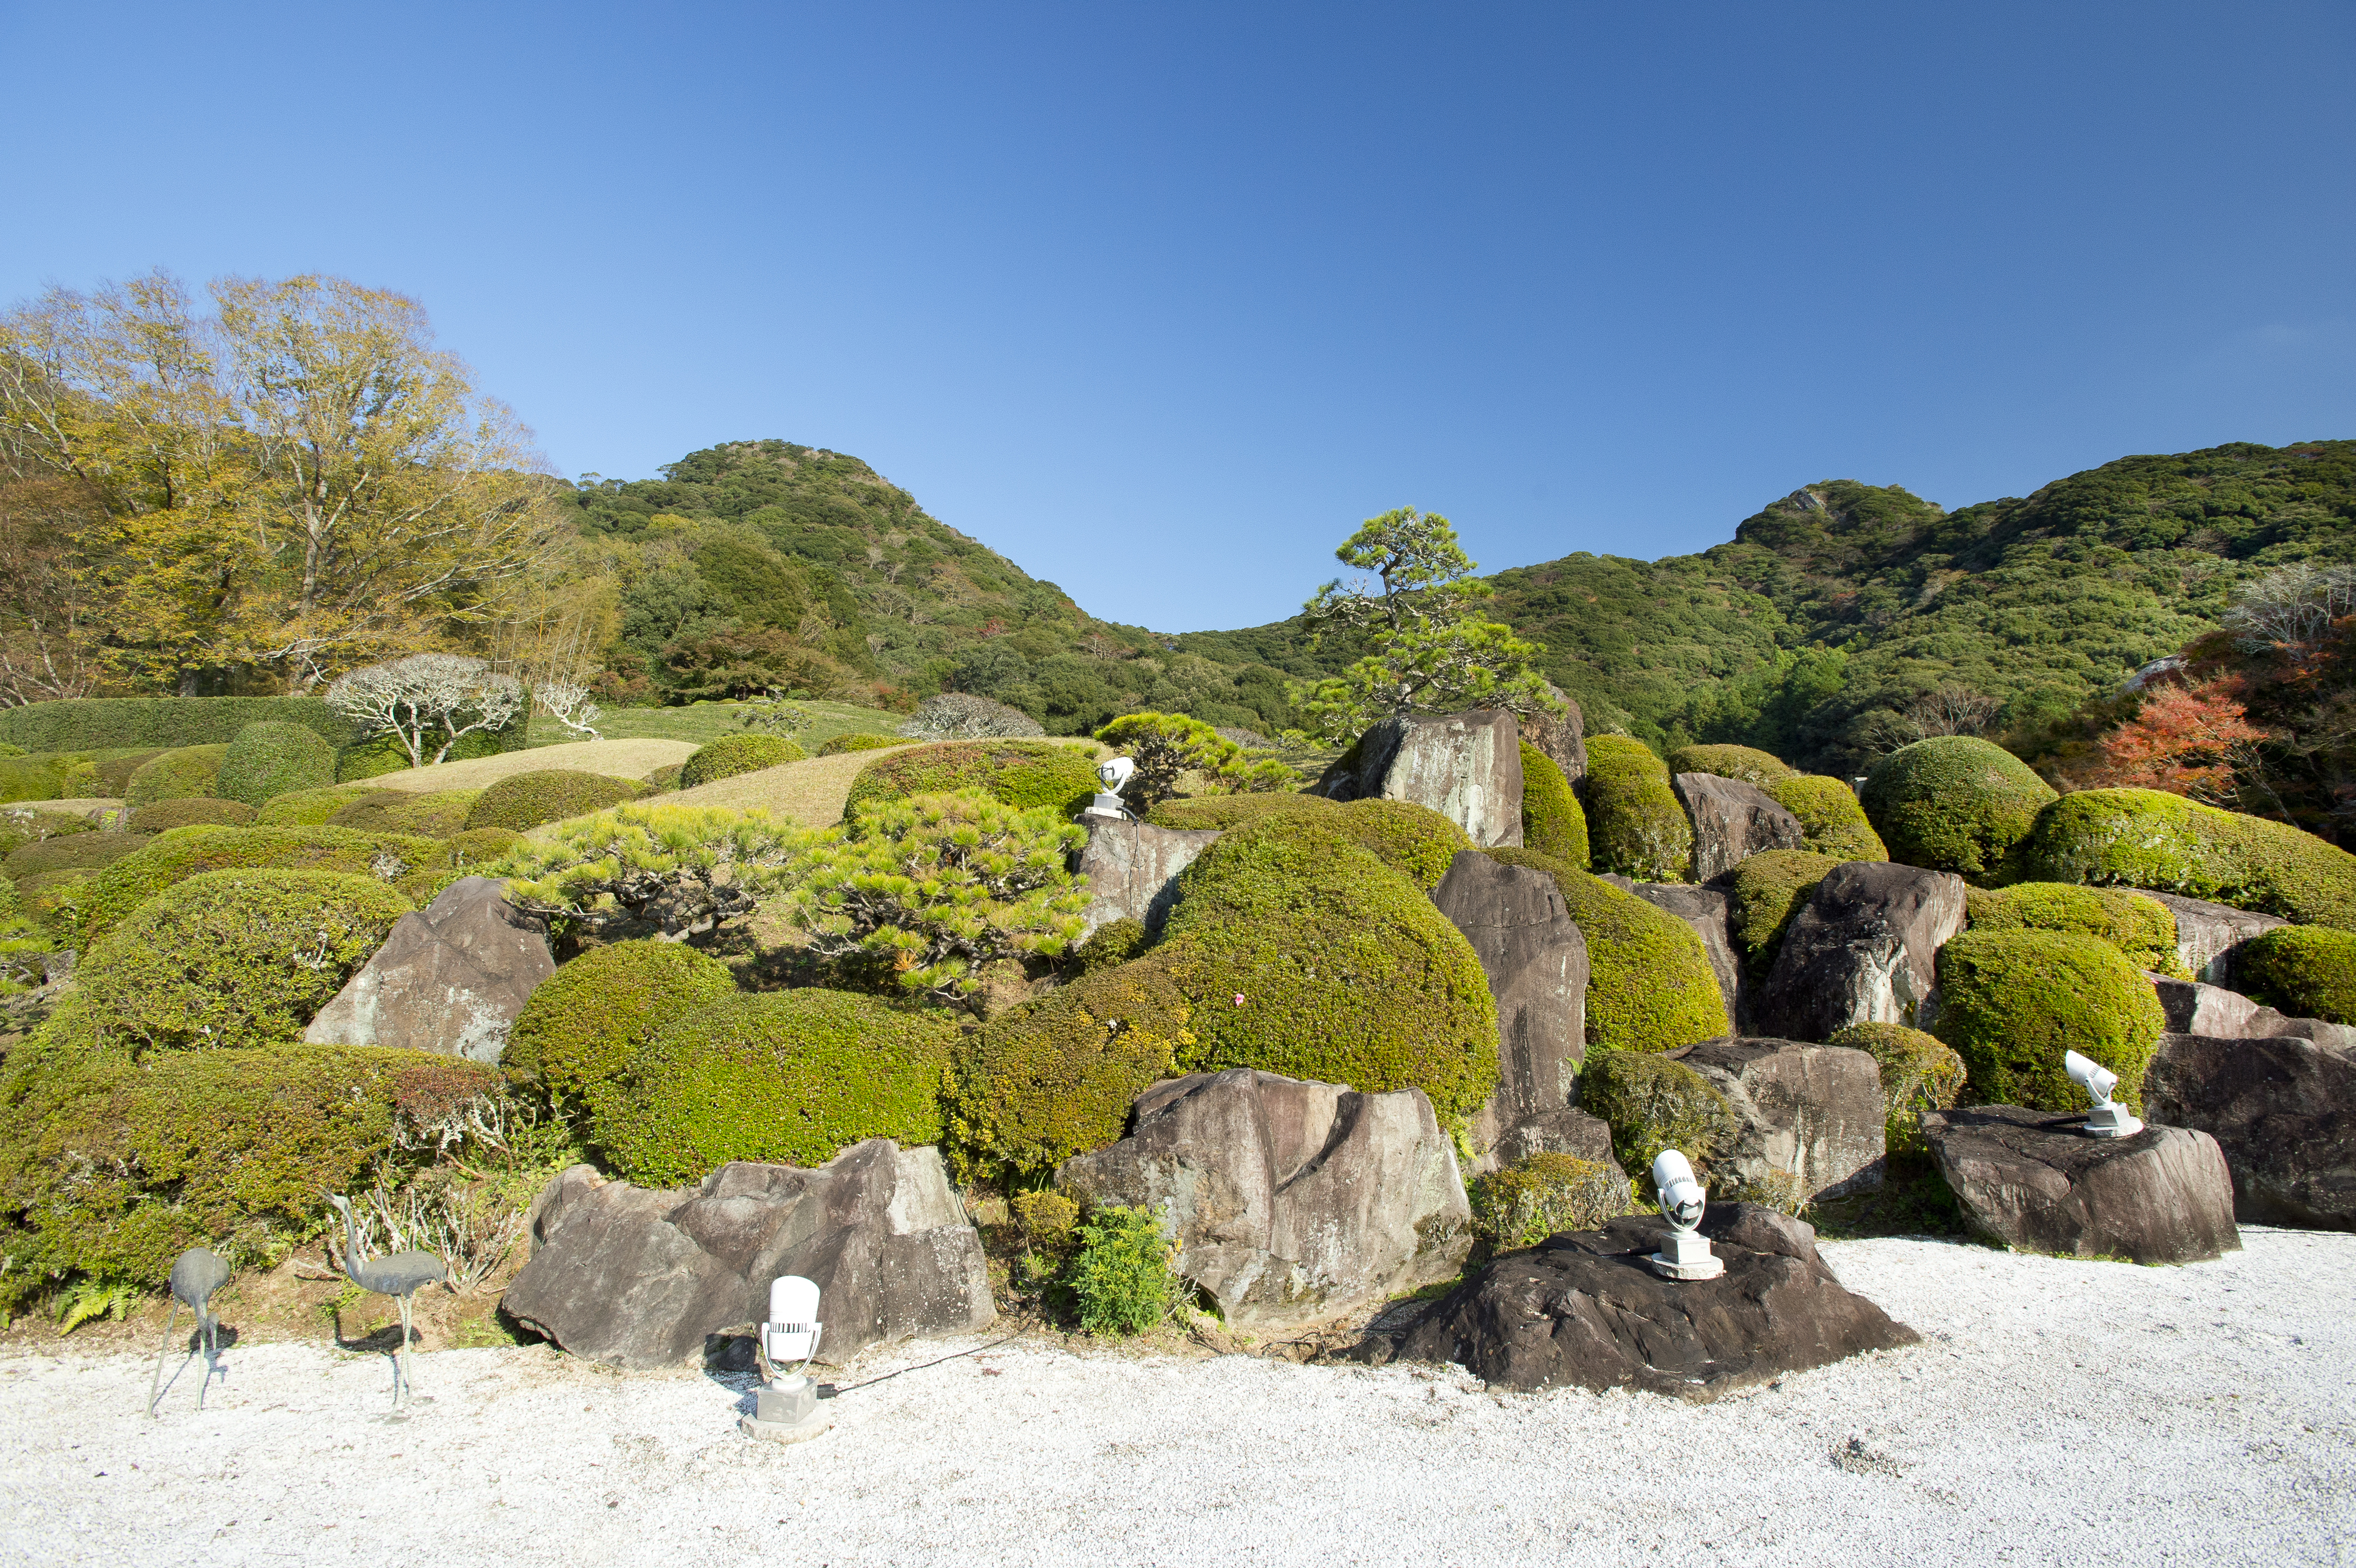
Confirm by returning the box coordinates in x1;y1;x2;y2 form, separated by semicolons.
946;955;1192;1179
1726;849;1844;981
1468;1153;1636;1250
1144;792;1337;831
503;939;739;1106
2235;927;2356;1026
1578;1049;1742;1195
77;823;441;948
4;829;153;884
215;721;337;808
1483;847;1729;1053
124;745;228;809
845;740;1101;820
1861;737;2054;881
1826;1021;1965;1162
252;783;382;826
128;798;257;833
1930;929;2165;1113
680;733;806;789
1964;882;2180;975
1578;736;1692;882
2006;787;2356;931
818;732;904;756
601;990;959;1185
78;868;413;1053
326;788;480;837
462;769;643;833
1766;776;1888;862
1666;744;1796;786
1520;742;1589;868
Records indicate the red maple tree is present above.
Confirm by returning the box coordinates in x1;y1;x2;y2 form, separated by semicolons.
2085;676;2271;803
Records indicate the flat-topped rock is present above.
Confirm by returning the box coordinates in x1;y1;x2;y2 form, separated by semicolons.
1672;1037;1886;1202
1073;817;1220;938
2139;892;2288;987
1921;1105;2240;1265
1674;773;1806;881
1321;709;1524;848
2144;1031;2356;1229
1431;849;1589;1172
2145;974;2356;1050
1753;862;1966;1041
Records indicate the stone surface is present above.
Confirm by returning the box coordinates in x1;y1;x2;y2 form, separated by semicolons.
1674;773;1807;881
1672;1037;1887;1202
1073;818;1222;938
503;1140;994;1369
2145;1031;2356;1229
1517;684;1587;785
1920;1105;2241;1264
1430;849;1589;1172
1630;881;1750;1033
1752;861;1967;1041
1055;1069;1472;1331
2144;974;2356;1050
2139;891;2288;987
1356;1203;1915;1398
303;875;554;1062
1487;1106;1619;1170
1322;709;1524;848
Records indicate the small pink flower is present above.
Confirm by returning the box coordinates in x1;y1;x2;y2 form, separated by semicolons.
1232;994;1246;1007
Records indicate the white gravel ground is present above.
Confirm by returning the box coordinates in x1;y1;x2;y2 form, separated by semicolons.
4;1229;2351;1568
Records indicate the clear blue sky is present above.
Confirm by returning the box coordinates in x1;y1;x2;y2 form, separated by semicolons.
5;2;2351;633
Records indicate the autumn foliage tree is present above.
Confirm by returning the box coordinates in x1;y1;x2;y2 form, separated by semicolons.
2083;677;2270;803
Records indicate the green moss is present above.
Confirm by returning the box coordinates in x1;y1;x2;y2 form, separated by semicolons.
1726;849;1843;980
845;740;1101;819
214;722;337;808
1930;929;2165;1112
503;939;740;1105
1666;744;1796;785
252;783;382;825
601;989;958;1184
947;955;1190;1179
1825;1022;1965;1162
123;745;227;809
1965;882;2181;975
1520;742;1589;868
1579;736;1692;882
4;830;153;882
77;824;441;947
680;733;806;789
326;789;480;837
128;798;257;832
1144;792;1336;830
1484;846;1729;1052
1861;737;2054;881
2007;788;2356;931
818;732;904;756
1766;776;1888;861
1468;1153;1634;1249
1578;1050;1741;1194
2236;927;2356;1025
1322;798;1472;891
462;769;643;833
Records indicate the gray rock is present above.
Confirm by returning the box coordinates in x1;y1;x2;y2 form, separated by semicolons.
1673;1037;1887;1202
2144;974;2356;1050
2145;1032;2356;1229
1920;1105;2241;1264
1323;709;1524;848
1056;1069;1471;1332
1517;685;1587;785
1752;862;1967;1041
2138;891;2288;987
1487;1106;1619;1169
303;875;554;1062
1073;817;1221;939
1673;773;1806;881
502;1140;994;1368
1430;849;1589;1173
1358;1203;1916;1398
1630;882;1750;1033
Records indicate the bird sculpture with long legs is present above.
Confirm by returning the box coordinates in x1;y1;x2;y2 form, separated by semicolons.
146;1246;230;1417
327;1195;448;1408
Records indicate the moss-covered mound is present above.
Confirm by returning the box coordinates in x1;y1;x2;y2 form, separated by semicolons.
252;783;380;826
1767;776;1888;862
1666;744;1796;786
1520;742;1589;868
1964;882;2180;975
1579;1050;1741;1195
638;763;684;795
325;789;479;837
1144;792;1336;831
2007;788;2356;931
1069;917;1150;977
1468;1153;1634;1249
128;798;257;832
1579;736;1692;882
1155;818;1497;1119
1726;849;1843;980
3;830;153;882
1323;798;1473;891
947;955;1192;1179
79;869;413;1052
214;722;337;808
680;733;806;790
463;769;643;833
818;732;904;756
600;990;958;1185
503;939;739;1105
845;739;1101;820
1931;929;2165;1112
2236;926;2356;1025
1826;1021;1965;1162
1484;847;1729;1053
1861;737;2054;881
124;744;228;809
77;824;440;947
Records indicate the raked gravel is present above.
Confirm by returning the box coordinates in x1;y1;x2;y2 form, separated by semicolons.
3;1229;2351;1567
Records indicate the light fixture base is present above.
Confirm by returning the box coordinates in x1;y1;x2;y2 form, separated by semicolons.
740;1410;830;1445
2080;1104;2145;1139
1645;1228;1724;1281
1082;793;1131;820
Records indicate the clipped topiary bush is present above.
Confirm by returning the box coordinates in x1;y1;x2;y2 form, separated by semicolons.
1520;741;1589;868
1578;1049;1741;1196
462;769;643;833
1484;846;1729;1052
818;732;904;756
680;733;806;789
1579;736;1692;882
1666;744;1796;786
1727;849;1843;980
503;938;739;1103
80;748;166;798
1826;1021;1966;1162
2236;926;2356;1025
1325;798;1473;891
77;824;441;947
1144;792;1335;831
326;788;479;837
128;798;257;832
843;739;1101;819
1861;736;2055;881
1964;882;2181;975
16;869;94;941
639;763;684;795
124;745;228;809
1069;917;1150;977
1931;929;2166;1113
2007;788;2356;931
1468;1153;1634;1249
3;830;153;882
0;755;70;804
214;721;337;808
253;783;380;825
1766;776;1888;862
0;806;90;857
0;695;357;755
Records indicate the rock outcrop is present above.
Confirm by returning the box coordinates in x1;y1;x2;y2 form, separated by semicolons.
1055;1070;1471;1331
1073;817;1221;938
1921;1105;2241;1264
1322;709;1524;848
1629;882;1749;1033
303;875;554;1062
2144;1031;2356;1229
1517;685;1587;784
1673;773;1806;881
1673;1037;1886;1202
1431;849;1589;1172
1752;862;1967;1041
2140;891;2288;987
2145;974;2356;1050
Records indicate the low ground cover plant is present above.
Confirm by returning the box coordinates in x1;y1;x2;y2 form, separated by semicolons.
1066;1204;1178;1337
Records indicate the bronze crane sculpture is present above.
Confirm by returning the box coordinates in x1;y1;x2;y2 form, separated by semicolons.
146;1246;230;1417
327;1195;448;1408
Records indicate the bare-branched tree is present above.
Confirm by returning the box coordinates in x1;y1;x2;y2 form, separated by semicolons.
325;653;525;768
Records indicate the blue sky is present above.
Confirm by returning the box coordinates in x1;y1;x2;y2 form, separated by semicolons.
5;2;2351;632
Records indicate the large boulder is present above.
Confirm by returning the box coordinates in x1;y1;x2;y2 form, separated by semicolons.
1673;1037;1887;1202
1431;849;1589;1172
1673;773;1806;881
1073;817;1220;938
1517;685;1587;785
1752;862;1967;1041
1626;881;1750;1033
1359;1203;1915;1398
2145;974;2356;1049
1920;1105;2241;1264
1055;1069;1471;1331
2142;891;2289;987
502;1140;993;1369
2143;1032;2356;1229
302;875;554;1062
1324;710;1524;849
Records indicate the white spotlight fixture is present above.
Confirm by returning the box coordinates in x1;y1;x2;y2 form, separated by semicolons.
1085;755;1136;821
2066;1051;2144;1139
1646;1150;1725;1281
740;1275;829;1445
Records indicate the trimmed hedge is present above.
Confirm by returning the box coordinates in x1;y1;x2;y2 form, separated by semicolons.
4;830;153;882
1861;737;2054;881
0;696;359;754
1468;1153;1634;1249
215;721;337;808
680;733;805;789
1666;744;1796;786
1931;929;2166;1112
463;770;643;833
1767;776;1888;862
1826;1021;1965;1162
1485;846;1730;1053
844;740;1101;820
0;756;74;803
1579;736;1692;882
77;823;441;947
1520;742;1589;868
1579;1049;1741;1195
2007;788;2356;931
818;732;904;756
0;808;91;857
326;788;479;837
1964;882;2180;975
124;745;227;809
80;748;168;797
639;763;684;795
17;869;94;941
1727;849;1844;980
254;783;380;825
129;798;256;832
503;939;739;1105
1144;792;1336;831
2236;927;2356;1025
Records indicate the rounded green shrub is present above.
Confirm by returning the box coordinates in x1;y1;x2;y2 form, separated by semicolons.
77;824;441;947
0;741;21;757
1861;737;2054;881
1964;882;2180;975
2236;926;2356;1025
393;829;529;905
503;938;739;1099
1484;847;1729;1053
1578;1050;1741;1195
129;798;257;832
326;788;479;837
1728;849;1843;979
3;829;153;882
214;722;336;808
1145;792;1336;831
1069;917;1150;977
462;769;643;833
1323;798;1472;891
1826;1021;1965;1162
1468;1153;1634;1249
2007;788;2356;931
680;733;805;789
0;755;71;803
1766;776;1888;862
1931;929;2165;1112
844;739;1101;819
17;869;94;941
819;732;904;756
639;763;684;795
80;748;166;798
0;808;90;858
1666;744;1796;786
1579;736;1692;882
124;745;228;809
601;989;958;1184
1520;742;1589;868
78;869;413;1052
253;783;380;825
947;956;1192;1179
